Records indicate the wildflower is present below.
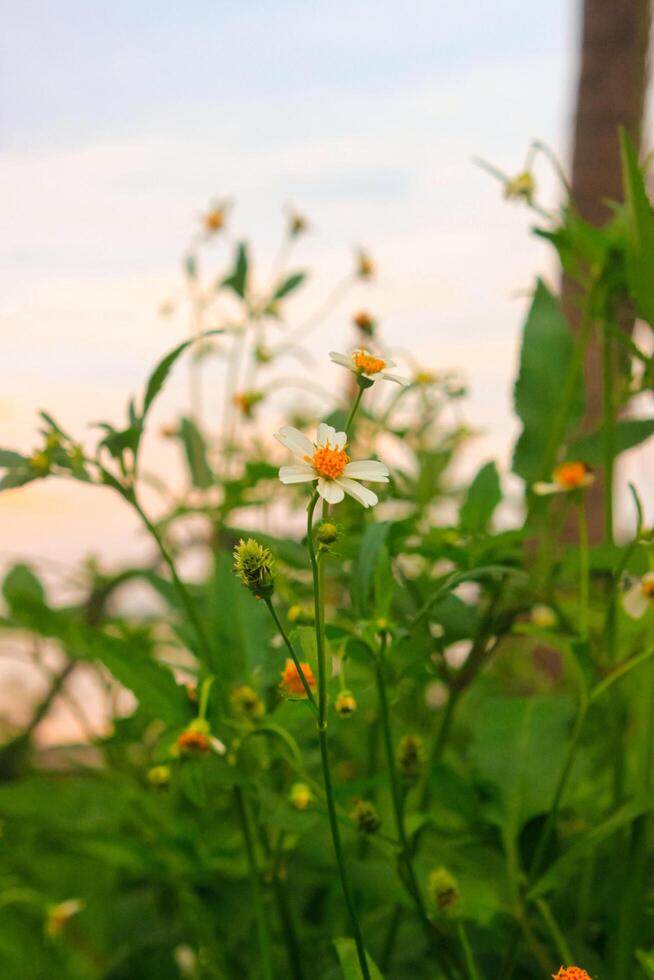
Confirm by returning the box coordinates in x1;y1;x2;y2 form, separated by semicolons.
29;451;50;474
175;719;226;756
203;201;229;234
330;348;409;387
230;685;265;721
316;521;340;547
147;765;171;787
531;604;557;629
45;899;84;937
335;690;357;717
233;538;275;598
428;867;460;917
623;571;654;619
288;604;315;626
552;969;591;980
280;659;316;697
289;782;313;810
233;391;264;418
355;248;375;279
533;462;595;496
503;171;535;204
396;734;425;782
276;422;389;508
351;799;381;834
352;310;376;336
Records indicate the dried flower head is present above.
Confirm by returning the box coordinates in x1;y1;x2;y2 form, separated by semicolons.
335;690;357;717
280;659;316;698
351;799;381;834
233;538;275;598
428;867;460;917
396;734;426;782
230;685;265;721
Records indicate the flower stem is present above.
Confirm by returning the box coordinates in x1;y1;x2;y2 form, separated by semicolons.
234;786;274;980
457;921;483;980
263;597;318;713
345;386;365;432
577;499;590;643
306;490;371;980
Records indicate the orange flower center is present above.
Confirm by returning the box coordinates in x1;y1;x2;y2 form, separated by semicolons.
642;577;654;599
281;659;316;696
553;462;588;490
353;350;386;375
177;730;211;753
309;444;349;479
552;969;591;980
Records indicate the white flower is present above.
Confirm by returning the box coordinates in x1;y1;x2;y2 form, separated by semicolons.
623;572;654;619
329;348;409;386
275;423;389;508
533;461;594;496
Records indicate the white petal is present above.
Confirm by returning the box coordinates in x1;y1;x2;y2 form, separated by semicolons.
275;426;314;460
344;460;389;482
623;585;649;619
317;477;345;504
317;423;337;447
279;464;317;484
329;351;354;370
332;430;348;450
381;370;410;386
532;482;562;496
336;477;378;508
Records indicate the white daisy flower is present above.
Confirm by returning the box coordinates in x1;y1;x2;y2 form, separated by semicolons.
533;461;595;496
329;348;409;386
275;423;389;508
623;572;654;619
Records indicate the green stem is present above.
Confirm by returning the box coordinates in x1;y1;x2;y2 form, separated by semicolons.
132;497;212;664
234;787;274;980
536;898;573;966
306;491;371;980
457;921;483;980
264;598;318;713
577;500;590;643
601;321;616;546
345;385;365;433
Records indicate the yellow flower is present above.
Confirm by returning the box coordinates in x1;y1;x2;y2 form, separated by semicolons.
276;423;389;508
330;348;409;386
533;461;594;495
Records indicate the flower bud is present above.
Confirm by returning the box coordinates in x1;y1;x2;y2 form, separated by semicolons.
176;718;212;754
396;734;425;783
503;171;535;204
316;521;339;546
29;451;50;474
531;604;557;629
428;867;460;917
147;764;171;787
289;782;313;810
352;310;376;336
355;248;375;279
233;538;275;598
230;685;265;721
335;690;357;718
288;209;308;238
351;799;381;834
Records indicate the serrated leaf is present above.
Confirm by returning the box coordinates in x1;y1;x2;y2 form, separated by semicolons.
459;461;501;533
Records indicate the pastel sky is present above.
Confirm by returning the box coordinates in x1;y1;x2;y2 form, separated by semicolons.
2;0;647;585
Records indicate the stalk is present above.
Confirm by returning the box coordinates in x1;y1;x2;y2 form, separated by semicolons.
263;597;318;712
577;499;590;643
457;922;483;980
234;786;274;980
307;491;371;980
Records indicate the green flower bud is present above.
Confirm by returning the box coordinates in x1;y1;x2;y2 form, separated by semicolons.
428;867;460;917
147;764;171;787
335;690;357;717
351;799;381;834
396;734;426;783
233;538;274;598
316;521;339;547
289;782;313;811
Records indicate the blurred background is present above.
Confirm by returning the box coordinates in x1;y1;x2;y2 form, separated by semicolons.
1;1;652;736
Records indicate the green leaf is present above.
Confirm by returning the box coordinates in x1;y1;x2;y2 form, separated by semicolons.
334;938;384;980
469;696;574;841
621;130;654;328
0;450;27;468
143;338;193;418
179;416;214;488
512;280;584;481
272;270;307;301
569;418;654;466
636;950;654;978
3;564;45;609
352;522;390;617
459;461;501;533
221;242;249;299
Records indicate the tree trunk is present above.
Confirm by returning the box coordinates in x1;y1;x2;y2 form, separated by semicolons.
564;0;650;543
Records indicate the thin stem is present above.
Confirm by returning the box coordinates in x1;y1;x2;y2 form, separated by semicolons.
131;497;212;664
263;597;318;713
345;385;365;433
457;921;483;980
577;500;590;643
306;490;371;980
601;321;616;546
536;898;573;966
234;787;274;980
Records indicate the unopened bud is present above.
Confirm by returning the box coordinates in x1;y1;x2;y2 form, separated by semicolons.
233;538;275;598
428;867;460;917
396;734;425;783
289;782;313;810
351;799;381;834
335;690;357;718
